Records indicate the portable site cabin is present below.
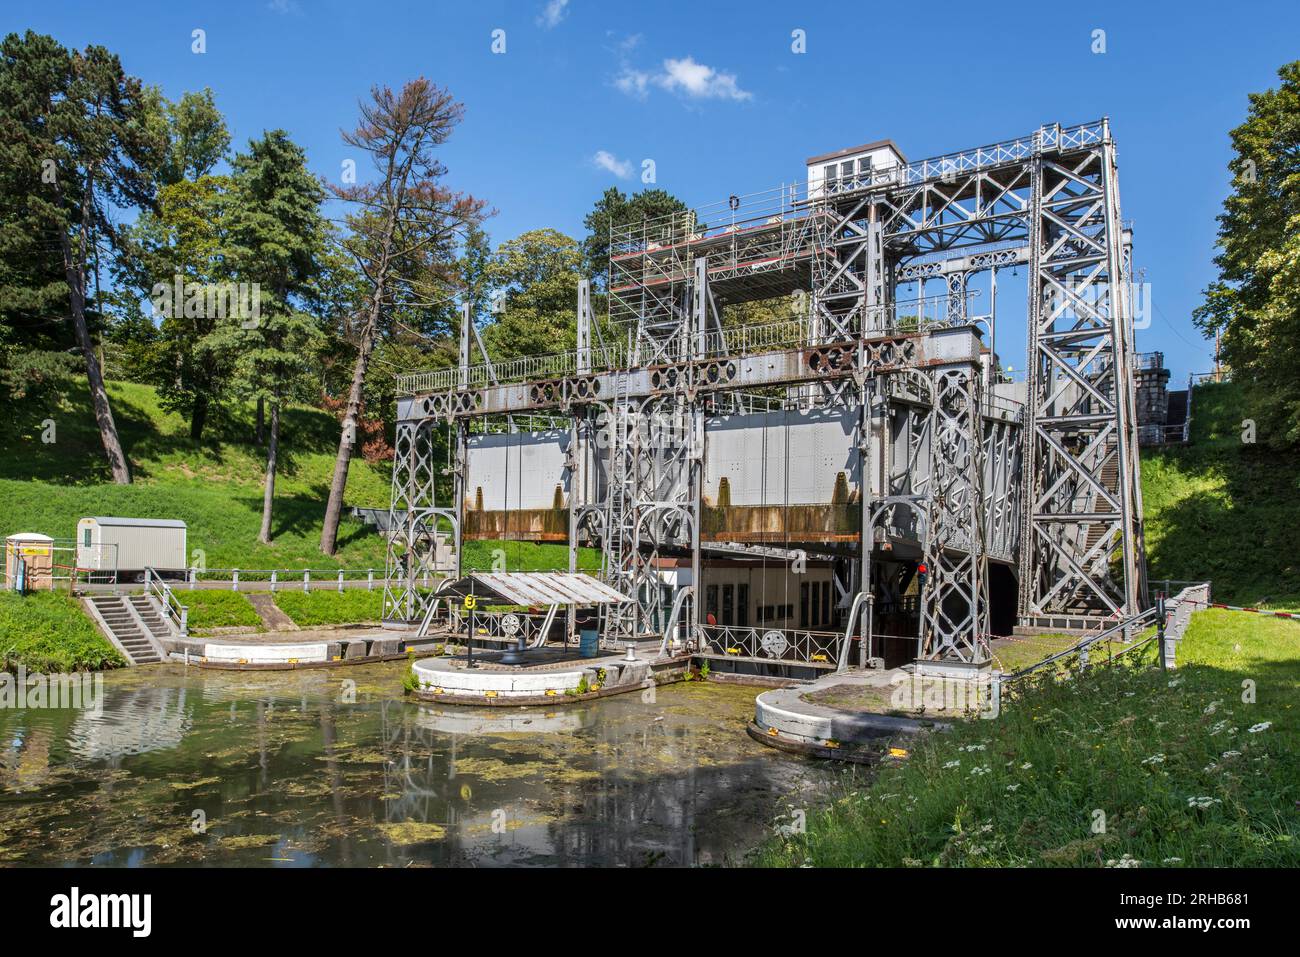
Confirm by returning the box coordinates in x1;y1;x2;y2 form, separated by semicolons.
4;532;54;592
77;517;187;582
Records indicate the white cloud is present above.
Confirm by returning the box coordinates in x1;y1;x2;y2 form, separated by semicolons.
613;55;752;103
591;150;632;178
537;0;570;29
655;57;751;101
615;66;650;100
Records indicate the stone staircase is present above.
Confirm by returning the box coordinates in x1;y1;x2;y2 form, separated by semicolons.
85;594;167;665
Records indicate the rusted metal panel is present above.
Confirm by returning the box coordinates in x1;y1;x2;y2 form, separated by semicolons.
463;508;568;541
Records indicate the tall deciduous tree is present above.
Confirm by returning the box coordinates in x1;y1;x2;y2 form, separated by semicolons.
319;79;486;555
117;88;232;442
0;31;164;482
483;228;582;359
1195;61;1300;445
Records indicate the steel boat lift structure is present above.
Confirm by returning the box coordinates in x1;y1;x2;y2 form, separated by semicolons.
385;118;1148;675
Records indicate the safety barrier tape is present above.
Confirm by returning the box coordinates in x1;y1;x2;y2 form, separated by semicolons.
1208;602;1300;620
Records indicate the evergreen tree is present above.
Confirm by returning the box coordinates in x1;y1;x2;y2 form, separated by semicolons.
219;130;328;543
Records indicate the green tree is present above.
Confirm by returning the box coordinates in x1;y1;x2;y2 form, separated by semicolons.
581;186;688;289
158;88;229;186
219;130;328;543
1194;61;1300;445
483;228;581;359
0;31;165;483
116;88;232;441
129;174;233;441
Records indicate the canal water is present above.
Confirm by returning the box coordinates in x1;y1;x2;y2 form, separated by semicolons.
0;663;844;866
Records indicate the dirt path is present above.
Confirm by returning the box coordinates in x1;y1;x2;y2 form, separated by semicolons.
247;593;301;632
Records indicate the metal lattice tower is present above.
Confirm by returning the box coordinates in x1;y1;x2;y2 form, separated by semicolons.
388;118;1148;665
1018;126;1147;622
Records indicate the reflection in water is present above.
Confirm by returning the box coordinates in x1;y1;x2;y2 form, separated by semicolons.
0;662;844;867
69;687;192;761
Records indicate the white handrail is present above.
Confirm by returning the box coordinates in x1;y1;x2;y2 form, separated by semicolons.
144;566;188;638
837;592;869;673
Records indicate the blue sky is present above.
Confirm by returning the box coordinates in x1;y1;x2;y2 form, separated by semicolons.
6;0;1298;381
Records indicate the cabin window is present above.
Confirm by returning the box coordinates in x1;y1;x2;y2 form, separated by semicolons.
800;582;809;628
822;581;832;626
737;583;749;627
811;582;820;629
722;584;734;626
83;528;92;547
706;585;718;624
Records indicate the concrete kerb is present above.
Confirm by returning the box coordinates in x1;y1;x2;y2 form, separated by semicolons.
407;651;692;706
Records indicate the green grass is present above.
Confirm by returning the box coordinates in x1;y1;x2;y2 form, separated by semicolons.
273;589;384;627
0;379;391;569
989;633;1096;673
0;378;593;575
1141;381;1300;608
181;591;262;631
461;539;600;573
753;609;1300;867
0;592;125;673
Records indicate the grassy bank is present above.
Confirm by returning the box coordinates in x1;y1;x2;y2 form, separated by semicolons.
1141;381;1300;608
0;379;392;569
273;590;384;626
0;592;124;673
754;609;1299;867
182;591;264;631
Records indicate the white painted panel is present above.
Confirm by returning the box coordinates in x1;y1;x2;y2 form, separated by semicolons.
204;643;329;663
705;407;857;506
467;430;569;511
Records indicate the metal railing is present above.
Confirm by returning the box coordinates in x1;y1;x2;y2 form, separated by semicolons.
447;608;564;646
699;623;841;665
1001;607;1159;683
144;566;188;637
1135;351;1165;371
612;121;1107;250
184;567;385;592
1001;582;1211;684
397;342;630;396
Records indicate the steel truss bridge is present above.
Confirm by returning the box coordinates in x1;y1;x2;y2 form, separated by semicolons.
386;118;1148;666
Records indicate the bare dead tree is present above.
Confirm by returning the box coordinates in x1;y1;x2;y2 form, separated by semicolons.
319;79;485;554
